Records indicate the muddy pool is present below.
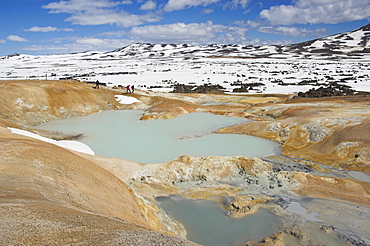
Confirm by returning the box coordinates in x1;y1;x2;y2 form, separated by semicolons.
37;110;279;164
36;109;370;245
157;196;284;246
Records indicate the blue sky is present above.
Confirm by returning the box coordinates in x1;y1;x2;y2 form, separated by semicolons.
0;0;369;56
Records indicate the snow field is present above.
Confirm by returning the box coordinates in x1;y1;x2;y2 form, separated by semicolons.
1;53;369;95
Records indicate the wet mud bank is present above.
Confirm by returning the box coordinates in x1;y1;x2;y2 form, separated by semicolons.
125;154;370;245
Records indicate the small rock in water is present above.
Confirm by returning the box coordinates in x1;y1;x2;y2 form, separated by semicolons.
273;196;291;209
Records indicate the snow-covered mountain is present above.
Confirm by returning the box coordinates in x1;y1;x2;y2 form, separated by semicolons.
0;24;369;95
108;43;282;59
3;24;369;61
103;23;370;59
285;23;370;55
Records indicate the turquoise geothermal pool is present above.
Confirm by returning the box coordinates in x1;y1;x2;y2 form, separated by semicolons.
37;110;279;164
37;110;285;245
157;196;284;246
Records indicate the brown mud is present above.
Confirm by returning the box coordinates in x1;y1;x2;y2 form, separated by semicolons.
1;79;369;245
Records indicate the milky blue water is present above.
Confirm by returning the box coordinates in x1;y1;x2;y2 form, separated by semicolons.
37;110;279;164
37;110;283;245
157;196;284;246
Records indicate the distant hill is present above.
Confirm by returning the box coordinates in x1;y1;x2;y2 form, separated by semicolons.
105;23;370;59
2;23;370;60
284;23;370;55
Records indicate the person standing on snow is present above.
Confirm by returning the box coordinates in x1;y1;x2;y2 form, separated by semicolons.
126;85;131;93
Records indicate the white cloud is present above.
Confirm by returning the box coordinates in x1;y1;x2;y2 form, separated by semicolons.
129;21;248;44
234;20;263;28
26;26;74;32
65;10;160;26
27;26;57;32
245;38;292;46
43;0;160;27
224;0;251;9
202;8;214;14
62;28;75;32
163;0;252;11
258;26;327;37
75;37;132;50
260;0;370;25
98;30;126;37
50;38;66;44
0;39;6;44
7;35;28;42
140;0;156;10
164;0;220;12
43;0;127;14
23;37;132;53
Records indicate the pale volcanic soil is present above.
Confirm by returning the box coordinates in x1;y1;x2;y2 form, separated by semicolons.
1;79;369;245
0;80;199;245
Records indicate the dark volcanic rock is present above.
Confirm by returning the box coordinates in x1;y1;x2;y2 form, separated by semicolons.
297;82;356;98
232;87;249;93
172;84;225;93
232;82;265;93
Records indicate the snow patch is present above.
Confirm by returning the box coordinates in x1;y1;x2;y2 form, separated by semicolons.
8;127;95;155
114;95;141;104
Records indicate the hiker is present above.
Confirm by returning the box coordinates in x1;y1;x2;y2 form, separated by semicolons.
131;85;135;93
126;85;131;93
94;80;100;89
